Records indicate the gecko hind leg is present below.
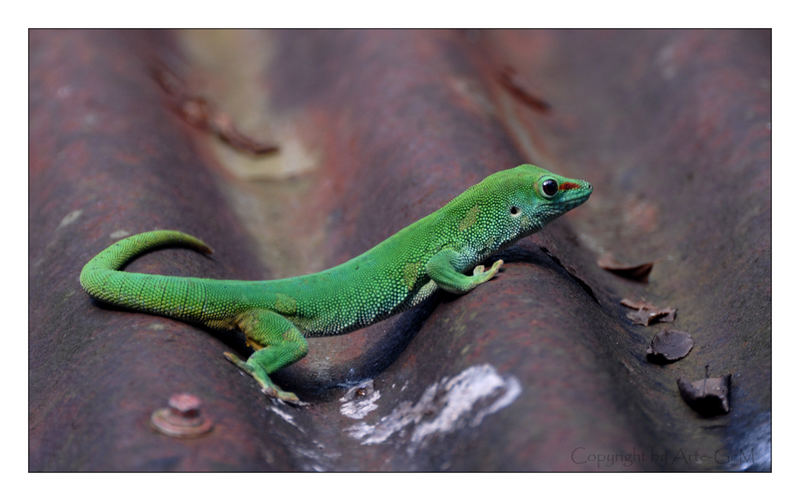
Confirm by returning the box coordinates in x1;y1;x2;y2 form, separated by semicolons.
223;309;309;405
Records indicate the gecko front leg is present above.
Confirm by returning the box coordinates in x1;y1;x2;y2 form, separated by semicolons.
426;249;503;294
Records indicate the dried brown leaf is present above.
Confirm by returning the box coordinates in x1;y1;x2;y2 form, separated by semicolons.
598;253;653;282
677;374;732;416
646;329;694;363
620;297;657;310
211;114;279;155
626;306;677;326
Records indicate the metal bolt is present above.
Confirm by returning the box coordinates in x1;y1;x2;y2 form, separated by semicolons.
151;392;213;438
168;393;201;418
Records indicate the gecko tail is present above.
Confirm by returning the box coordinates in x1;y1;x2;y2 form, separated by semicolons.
79;230;214;315
81;230;212;274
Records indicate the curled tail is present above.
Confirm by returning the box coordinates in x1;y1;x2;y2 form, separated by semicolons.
79;230;216;320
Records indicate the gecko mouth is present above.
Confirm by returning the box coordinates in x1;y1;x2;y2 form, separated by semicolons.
560;185;592;209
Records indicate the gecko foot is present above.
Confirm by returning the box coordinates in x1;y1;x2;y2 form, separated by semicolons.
261;386;309;407
473;259;504;280
223;351;308;406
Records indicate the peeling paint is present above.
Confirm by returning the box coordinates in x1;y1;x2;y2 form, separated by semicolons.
339;380;381;419
269;404;303;432
345;364;521;452
295;439;341;472
470;376;522;428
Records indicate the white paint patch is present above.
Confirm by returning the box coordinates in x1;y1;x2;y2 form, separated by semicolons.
470;376;522;428
294;439;342;472
58;209;82;228
270;404;302;432
345;364;522;452
110;229;131;239
410;365;517;444
339;380;381;419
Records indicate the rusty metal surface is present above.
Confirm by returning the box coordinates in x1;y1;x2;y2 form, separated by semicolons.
29;29;770;471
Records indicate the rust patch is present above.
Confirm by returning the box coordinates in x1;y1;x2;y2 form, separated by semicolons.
559;182;581;191
458;204;480;231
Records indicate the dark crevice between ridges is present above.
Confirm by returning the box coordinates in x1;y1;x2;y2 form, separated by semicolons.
493;244;599;304
538;246;599;304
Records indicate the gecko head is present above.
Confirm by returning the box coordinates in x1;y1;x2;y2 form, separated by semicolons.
500;164;592;235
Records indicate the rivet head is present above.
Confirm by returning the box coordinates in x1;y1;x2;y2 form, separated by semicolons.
169;393;201;417
151;393;213;438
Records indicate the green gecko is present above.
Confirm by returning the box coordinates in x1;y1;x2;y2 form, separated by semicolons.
80;164;592;404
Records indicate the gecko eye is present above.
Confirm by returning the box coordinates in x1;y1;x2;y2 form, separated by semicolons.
509;206;521;216
540;178;559;198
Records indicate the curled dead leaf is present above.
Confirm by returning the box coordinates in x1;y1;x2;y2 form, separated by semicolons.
677;374;732;417
598;253;653;282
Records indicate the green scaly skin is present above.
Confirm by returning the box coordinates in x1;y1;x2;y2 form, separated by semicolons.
80;164;592;404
